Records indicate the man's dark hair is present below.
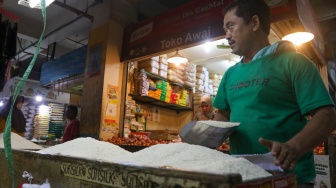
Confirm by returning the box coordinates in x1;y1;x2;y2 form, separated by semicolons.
67;105;78;118
223;0;270;35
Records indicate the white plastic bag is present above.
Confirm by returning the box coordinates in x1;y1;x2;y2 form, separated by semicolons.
22;183;50;188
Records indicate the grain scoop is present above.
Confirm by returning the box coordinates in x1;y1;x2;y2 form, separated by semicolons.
179;121;240;149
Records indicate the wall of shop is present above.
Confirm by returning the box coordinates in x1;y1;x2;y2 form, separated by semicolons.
77;0;138;140
140;107;192;131
99;20;125;140
79;22;125;140
80;24;107;138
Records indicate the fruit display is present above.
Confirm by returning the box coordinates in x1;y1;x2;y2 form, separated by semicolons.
314;143;325;155
107;133;172;146
217;140;230;152
108;133;231;153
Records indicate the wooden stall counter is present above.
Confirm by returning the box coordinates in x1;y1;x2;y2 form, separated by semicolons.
0;149;296;188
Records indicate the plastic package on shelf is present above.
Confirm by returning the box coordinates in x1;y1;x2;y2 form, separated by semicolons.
139;78;149;96
184;81;195;88
176;69;184;76
209;73;219;79
175;73;184;80
204;82;209;88
194;92;203;97
176;78;184;85
196;65;207;73
144;66;159;75
159;69;167;78
167;75;177;82
167;69;176;76
204;70;209;77
148;79;156;88
150;56;160;62
204;87;209;93
185;62;195;70
184;66;195;73
159;63;168;71
159;57;168;65
196;85;204;92
196;72;205;80
139;59;160;69
196;79;203;85
182;75;194;81
184;71;194;77
204;76;209;83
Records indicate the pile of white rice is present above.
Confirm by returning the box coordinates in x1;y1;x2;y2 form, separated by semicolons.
0;132;43;150
37;139;271;181
37;137;131;162
112;143;271;181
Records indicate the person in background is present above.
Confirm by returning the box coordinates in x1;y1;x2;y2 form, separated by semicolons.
0;95;26;136
194;95;215;121
213;0;336;187
62;105;80;143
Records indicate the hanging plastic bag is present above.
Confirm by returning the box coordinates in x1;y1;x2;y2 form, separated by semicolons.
21;182;50;188
19;171;50;188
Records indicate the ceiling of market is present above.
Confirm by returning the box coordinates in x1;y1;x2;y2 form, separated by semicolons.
1;0;336;86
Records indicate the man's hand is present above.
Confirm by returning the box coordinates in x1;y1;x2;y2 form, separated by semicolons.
259;138;301;171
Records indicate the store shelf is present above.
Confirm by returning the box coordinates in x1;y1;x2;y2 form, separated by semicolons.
131;94;193;112
144;71;193;90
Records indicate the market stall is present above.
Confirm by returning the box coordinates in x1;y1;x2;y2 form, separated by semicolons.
0;135;297;188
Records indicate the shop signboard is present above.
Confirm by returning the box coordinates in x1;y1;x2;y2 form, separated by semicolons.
120;0;234;62
120;0;296;62
269;0;297;23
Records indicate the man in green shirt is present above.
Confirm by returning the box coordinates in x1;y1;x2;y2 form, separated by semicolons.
213;0;336;187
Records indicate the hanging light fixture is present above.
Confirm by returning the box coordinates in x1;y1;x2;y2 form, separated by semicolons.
282;32;314;46
18;0;55;9
35;94;43;102
167;50;188;64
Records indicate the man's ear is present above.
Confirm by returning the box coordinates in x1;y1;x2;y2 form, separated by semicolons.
251;15;260;31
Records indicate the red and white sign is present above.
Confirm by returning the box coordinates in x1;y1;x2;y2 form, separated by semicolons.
120;0;296;62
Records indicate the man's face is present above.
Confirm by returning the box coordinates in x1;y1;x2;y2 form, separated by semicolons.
65;109;72;119
223;8;254;56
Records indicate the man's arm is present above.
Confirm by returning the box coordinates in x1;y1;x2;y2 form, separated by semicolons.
213;109;231;121
260;106;336;170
